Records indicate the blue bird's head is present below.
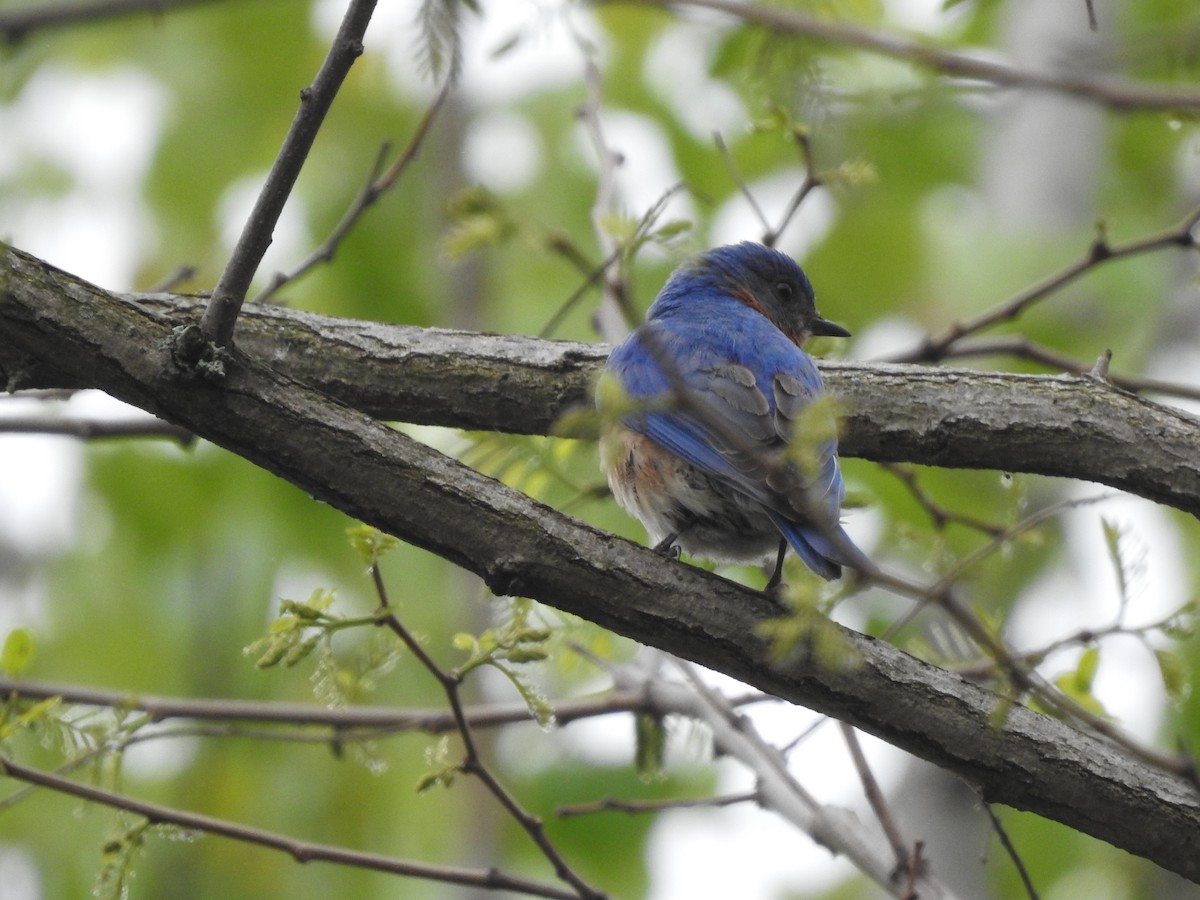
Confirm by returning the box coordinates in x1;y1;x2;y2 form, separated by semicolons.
687;242;850;347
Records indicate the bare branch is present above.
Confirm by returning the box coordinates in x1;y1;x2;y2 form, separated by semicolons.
840;723;911;874
886;206;1200;364
0;675;727;733
880;464;1006;537
0;0;223;43
622;0;1200;113
763;129;822;248
370;565;608;900
578;40;636;342
255;83;452;303
0;415;194;444
557;791;758;818
928;335;1200;405
198;0;378;348
983;803;1040;900
0;753;580;900
664;661;955;899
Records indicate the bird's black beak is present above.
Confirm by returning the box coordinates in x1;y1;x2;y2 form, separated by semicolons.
810;315;851;338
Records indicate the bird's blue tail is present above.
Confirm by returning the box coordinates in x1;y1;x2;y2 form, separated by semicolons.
769;514;865;582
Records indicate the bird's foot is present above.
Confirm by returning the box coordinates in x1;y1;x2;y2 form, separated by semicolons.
652;538;682;560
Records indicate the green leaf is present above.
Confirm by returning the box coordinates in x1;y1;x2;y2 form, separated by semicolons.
346;525;399;566
1052;648;1108;717
1075;645;1100;691
1155;649;1191;706
417;736;457;791
1;628;35;676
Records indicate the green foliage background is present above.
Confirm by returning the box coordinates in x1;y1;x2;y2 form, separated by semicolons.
3;0;1200;897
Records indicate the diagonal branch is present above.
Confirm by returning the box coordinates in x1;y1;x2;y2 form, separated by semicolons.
886;207;1200;364
199;0;378;347
623;0;1200;113
0;753;580;900
2;243;1199;882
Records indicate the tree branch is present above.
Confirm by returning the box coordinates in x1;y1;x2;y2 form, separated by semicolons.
0;415;195;443
2;243;1199;881
0;0;228;43
624;0;1200;113
13;278;1199;519
199;0;377;347
0;753;580;900
0;675;704;733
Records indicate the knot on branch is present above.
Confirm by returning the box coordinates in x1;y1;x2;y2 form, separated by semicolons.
168;324;232;384
484;557;528;598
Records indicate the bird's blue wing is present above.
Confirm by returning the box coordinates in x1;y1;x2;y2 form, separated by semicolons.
609;317;844;527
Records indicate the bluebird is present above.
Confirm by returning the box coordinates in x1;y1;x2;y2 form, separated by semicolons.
599;242;861;585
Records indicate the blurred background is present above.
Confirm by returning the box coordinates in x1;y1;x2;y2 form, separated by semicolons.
2;0;1200;897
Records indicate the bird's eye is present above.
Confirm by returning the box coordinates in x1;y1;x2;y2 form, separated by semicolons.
775;281;793;299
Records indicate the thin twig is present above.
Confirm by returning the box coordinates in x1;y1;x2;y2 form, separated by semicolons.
557;790;757;818
839;723;910;873
713;128;824;248
713;131;771;235
763;130;822;248
931;336;1200;404
882;464;1006;537
662;660;952;898
577;38;637;341
146;265;198;293
0;416;195;444
368;564;608;900
982;803;1040;900
538;246;622;339
255;83;452;303
886;206;1200;364
0;753;579;900
0;675;718;732
199;0;379;346
0;389;78;402
900;841;926;900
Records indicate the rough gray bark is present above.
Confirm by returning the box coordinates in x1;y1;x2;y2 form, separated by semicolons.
3;243;1200;881
109;283;1200;520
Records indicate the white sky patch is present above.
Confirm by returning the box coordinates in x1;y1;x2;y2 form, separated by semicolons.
848;315;928;360
464;110;544;192
0;846;41;900
0;64;164;287
644;23;746;140
124;730;201;780
0;409;82;558
575;109;697;247
647;799;858;900
883;0;958;33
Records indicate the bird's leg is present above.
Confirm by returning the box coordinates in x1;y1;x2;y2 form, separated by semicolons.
653;516;698;559
764;538;788;595
652;530;683;559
